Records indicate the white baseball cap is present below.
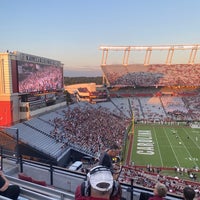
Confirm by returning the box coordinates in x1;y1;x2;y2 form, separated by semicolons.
88;165;114;192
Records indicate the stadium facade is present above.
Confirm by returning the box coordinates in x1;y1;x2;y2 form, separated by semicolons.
0;51;64;126
99;44;200;87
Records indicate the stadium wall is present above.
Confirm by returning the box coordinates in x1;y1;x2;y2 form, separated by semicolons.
29;101;66;118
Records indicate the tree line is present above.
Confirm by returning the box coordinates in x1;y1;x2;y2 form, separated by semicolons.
64;76;103;85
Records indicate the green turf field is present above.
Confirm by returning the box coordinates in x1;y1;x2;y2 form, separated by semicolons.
131;124;200;169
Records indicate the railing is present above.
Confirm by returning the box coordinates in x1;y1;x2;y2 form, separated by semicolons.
7;176;74;200
0;153;184;200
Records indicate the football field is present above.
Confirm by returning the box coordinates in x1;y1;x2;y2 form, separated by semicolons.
131;124;200;169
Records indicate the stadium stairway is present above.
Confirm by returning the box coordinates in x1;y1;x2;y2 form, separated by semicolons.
137;99;145;118
159;96;168;116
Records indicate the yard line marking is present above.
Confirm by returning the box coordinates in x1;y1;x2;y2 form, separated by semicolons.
163;127;181;167
182;127;200;150
179;127;199;167
153;127;163;167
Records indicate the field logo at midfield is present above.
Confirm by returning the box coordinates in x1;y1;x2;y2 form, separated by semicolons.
137;130;154;155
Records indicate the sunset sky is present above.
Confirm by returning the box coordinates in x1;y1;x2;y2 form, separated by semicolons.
1;0;200;76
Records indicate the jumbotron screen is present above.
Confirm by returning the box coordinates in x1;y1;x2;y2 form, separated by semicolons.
17;61;63;93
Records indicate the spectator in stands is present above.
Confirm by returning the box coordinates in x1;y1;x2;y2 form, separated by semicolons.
148;182;167;200
183;186;195;200
0;170;20;200
98;143;120;174
75;165;121;200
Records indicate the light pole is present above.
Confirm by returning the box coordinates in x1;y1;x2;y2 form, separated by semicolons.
15;128;19;164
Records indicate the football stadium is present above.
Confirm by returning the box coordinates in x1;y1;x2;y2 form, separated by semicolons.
0;45;200;200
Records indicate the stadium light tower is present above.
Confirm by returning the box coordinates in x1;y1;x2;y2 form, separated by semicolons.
99;44;200;65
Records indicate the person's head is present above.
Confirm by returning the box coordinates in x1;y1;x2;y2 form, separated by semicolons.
108;143;120;158
85;165;115;199
183;186;195;200
153;182;167;197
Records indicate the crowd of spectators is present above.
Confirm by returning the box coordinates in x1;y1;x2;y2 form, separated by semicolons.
109;88;200;123
102;64;200;87
138;97;166;122
49;104;130;157
160;96;189;121
183;93;200;120
118;165;200;197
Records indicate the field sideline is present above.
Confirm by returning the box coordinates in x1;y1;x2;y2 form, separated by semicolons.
131;124;200;169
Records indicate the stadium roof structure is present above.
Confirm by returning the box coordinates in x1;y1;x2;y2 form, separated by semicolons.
100;44;200;66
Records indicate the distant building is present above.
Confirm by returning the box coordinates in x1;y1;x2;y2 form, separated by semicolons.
65;83;108;103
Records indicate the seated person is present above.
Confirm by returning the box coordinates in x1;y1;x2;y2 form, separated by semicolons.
75;165;121;200
0;170;20;200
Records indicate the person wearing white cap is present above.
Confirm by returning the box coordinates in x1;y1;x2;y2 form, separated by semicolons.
75;165;121;200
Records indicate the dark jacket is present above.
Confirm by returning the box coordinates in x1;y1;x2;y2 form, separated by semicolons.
75;184;121;200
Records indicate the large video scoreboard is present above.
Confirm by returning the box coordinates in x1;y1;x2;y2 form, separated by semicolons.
15;51;64;93
17;61;63;93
